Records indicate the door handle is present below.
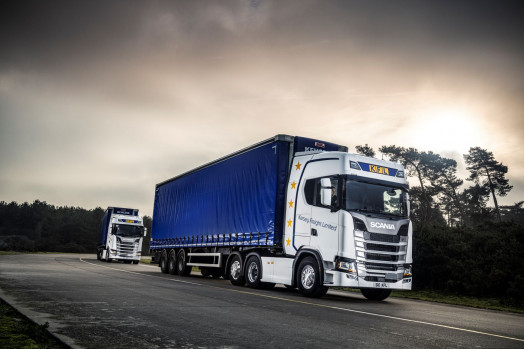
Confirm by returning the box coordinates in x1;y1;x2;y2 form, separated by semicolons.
311;228;318;236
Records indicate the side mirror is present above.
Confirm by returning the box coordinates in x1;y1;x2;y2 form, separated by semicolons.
320;178;332;207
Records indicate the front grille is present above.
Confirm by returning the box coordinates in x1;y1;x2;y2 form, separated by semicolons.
366;253;398;262
117;240;137;256
365;263;397;271
366;243;398;252
366;232;400;243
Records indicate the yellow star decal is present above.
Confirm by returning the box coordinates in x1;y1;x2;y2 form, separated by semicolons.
295;162;302;170
290;181;297;189
287;219;292;227
288;200;294;208
286;238;291;246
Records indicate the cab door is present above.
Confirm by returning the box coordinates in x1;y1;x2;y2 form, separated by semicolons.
308;176;340;262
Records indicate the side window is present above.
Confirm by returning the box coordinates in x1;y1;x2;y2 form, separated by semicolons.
304;179;315;205
304;177;339;209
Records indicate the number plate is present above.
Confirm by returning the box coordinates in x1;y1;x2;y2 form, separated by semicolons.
374;282;389;288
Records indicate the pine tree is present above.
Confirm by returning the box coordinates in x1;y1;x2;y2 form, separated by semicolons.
464;147;512;222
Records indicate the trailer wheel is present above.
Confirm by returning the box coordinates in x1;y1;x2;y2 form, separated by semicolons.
297;257;328;298
160;250;168;273
245;256;262;288
360;288;391;301
167;250;177;275
176;249;192;276
228;255;245;286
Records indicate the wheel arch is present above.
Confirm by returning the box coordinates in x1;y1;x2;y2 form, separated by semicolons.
292;248;325;287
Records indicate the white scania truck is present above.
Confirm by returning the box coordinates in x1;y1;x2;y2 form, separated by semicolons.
97;207;146;264
150;135;412;300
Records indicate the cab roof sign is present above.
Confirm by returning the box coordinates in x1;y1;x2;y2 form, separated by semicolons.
358;162;398;177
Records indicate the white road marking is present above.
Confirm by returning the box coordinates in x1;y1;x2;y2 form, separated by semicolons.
80;258;523;343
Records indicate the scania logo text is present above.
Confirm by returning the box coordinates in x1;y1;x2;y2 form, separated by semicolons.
370;222;395;230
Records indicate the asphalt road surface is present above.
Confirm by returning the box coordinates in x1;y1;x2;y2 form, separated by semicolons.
0;254;523;349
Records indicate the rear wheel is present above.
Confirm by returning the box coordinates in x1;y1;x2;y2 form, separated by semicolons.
245;256;262;288
159;250;168;273
228;255;245;286
360;288;391;301
176;249;192;276
297;257;328;298
167;250;177;275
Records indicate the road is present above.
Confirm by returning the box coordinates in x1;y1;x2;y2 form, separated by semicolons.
0;254;522;348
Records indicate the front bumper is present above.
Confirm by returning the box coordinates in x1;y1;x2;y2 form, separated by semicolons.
329;270;412;290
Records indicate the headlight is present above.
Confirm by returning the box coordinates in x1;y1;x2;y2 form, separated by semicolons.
336;257;357;273
403;265;412;278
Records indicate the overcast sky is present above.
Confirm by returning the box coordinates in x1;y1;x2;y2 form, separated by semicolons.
1;1;523;216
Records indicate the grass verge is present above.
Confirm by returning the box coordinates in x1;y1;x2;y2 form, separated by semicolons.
335;288;524;314
0;298;68;349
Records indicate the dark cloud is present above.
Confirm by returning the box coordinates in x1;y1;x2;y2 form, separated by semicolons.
1;1;523;213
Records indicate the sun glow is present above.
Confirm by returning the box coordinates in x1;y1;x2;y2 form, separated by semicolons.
412;108;481;153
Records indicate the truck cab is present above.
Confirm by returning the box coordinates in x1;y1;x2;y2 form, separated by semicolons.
263;150;412;299
97;207;145;264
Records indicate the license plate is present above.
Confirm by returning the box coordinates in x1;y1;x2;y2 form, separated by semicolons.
374;282;388;288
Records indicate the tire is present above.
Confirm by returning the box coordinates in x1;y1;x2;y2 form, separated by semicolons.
167;250;177;275
124;260;132;264
160;250;168;273
176;249;192;276
96;249;101;260
132;260;139;264
360;288;392;301
296;257;328;298
200;267;212;277
245;256;262;288
105;248;112;263
228;255;245;286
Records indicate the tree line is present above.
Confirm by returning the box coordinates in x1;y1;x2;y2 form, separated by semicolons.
0;200;152;256
355;145;523;305
355;145;518;227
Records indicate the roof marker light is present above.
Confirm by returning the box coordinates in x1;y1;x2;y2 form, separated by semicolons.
350;161;361;170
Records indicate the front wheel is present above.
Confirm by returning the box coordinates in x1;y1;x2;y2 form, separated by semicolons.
296;257;328;298
360;288;391;301
105;248;112;263
228;255;245;286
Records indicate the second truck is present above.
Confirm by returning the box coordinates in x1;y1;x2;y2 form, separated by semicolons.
150;135;412;300
97;207;146;264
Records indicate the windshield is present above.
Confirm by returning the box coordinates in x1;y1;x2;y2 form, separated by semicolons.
113;224;143;237
343;179;408;217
